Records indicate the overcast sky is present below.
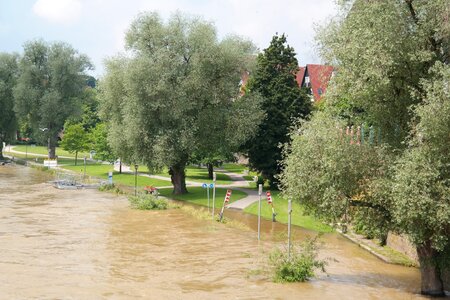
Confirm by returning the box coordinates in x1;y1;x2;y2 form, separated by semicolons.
0;0;337;77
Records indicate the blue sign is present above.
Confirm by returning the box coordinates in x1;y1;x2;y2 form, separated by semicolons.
202;183;207;188
209;183;214;188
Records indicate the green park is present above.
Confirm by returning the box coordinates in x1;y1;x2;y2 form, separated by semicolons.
0;1;449;298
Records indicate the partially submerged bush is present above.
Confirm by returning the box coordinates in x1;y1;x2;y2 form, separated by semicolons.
98;183;123;194
128;194;168;210
269;236;327;283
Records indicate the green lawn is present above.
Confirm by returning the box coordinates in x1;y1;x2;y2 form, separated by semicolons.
61;163;171;188
12;145;90;158
221;163;247;174
244;190;332;233
158;186;247;207
139;165;233;185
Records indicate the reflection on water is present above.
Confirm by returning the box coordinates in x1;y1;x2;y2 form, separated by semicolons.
0;165;424;299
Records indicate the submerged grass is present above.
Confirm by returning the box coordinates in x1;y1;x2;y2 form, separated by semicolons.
244;190;332;233
179;205;250;231
128;194;168;210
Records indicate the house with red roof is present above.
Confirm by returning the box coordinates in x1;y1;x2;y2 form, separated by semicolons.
296;64;334;102
239;64;334;102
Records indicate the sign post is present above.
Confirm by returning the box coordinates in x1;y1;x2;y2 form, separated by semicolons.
288;199;293;260
219;189;232;222
134;164;138;196
212;172;216;219
202;183;210;213
108;171;113;184
83;156;87;179
258;183;262;240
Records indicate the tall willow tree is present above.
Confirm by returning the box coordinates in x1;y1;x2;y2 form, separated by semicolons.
13;40;92;159
281;0;449;296
100;12;262;194
0;53;18;160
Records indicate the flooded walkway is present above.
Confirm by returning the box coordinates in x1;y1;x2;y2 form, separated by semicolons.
0;165;424;299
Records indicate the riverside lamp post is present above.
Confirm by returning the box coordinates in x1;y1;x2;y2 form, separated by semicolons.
134;164;139;196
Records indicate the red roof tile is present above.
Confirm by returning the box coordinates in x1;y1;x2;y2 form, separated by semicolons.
306;64;334;101
295;67;306;86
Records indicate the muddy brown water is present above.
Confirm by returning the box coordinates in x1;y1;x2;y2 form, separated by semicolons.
0;165;425;299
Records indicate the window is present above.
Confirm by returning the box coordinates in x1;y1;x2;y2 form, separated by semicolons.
318;88;323;95
304;76;310;87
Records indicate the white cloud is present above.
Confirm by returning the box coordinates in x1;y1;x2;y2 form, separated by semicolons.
33;0;82;24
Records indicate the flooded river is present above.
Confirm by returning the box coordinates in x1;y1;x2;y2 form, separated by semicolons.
0;165;424;299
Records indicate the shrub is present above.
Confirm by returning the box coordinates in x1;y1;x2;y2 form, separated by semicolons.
128;194;168;210
98;183;123;194
269;236;327;282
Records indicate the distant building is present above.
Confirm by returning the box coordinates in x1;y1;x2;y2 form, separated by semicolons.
240;64;334;102
296;64;334;102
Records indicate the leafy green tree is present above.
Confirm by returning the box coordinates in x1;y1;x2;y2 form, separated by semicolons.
13;40;92;159
60;123;89;165
100;12;262;194
0;53;18;160
389;63;450;294
88;123;115;163
192;92;264;179
243;34;311;188
282;0;449;295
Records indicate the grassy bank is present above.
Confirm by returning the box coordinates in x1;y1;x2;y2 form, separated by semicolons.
244;190;332;233
12;145;90;157
158;186;247;207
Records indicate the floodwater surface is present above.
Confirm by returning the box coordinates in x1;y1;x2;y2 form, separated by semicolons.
0;165;425;299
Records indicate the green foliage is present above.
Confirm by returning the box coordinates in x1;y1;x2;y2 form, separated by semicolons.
269;236;327;282
390;63;450;251
316;0;449;147
60;123;89;165
88;123;115;162
280;112;390;224
13;40;92;158
98;183;123;194
0;53;19;158
287;0;449;292
243;34;311;188
128;194;168;210
99;12;261;193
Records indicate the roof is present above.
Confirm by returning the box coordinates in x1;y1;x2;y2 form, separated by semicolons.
295;67;306;86
305;64;334;102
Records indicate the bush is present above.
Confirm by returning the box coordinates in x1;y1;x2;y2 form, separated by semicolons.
98;183;123;194
128;194;168;210
269;236;327;282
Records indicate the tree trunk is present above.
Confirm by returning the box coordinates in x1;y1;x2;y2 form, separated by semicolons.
119;159;122;174
169;162;188;195
207;163;214;180
417;241;445;296
0;139;4;161
75;151;78;166
47;137;56;159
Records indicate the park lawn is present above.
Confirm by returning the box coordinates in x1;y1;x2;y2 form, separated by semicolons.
13;145;91;158
61;163;171;187
139;165;233;185
158;186;247;207
221;163;247;174
185;166;232;185
244;190;332;233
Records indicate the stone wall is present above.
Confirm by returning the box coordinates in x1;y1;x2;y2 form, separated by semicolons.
386;232;418;263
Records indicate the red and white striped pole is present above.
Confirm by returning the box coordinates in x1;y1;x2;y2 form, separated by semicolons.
219;189;232;222
266;191;277;222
